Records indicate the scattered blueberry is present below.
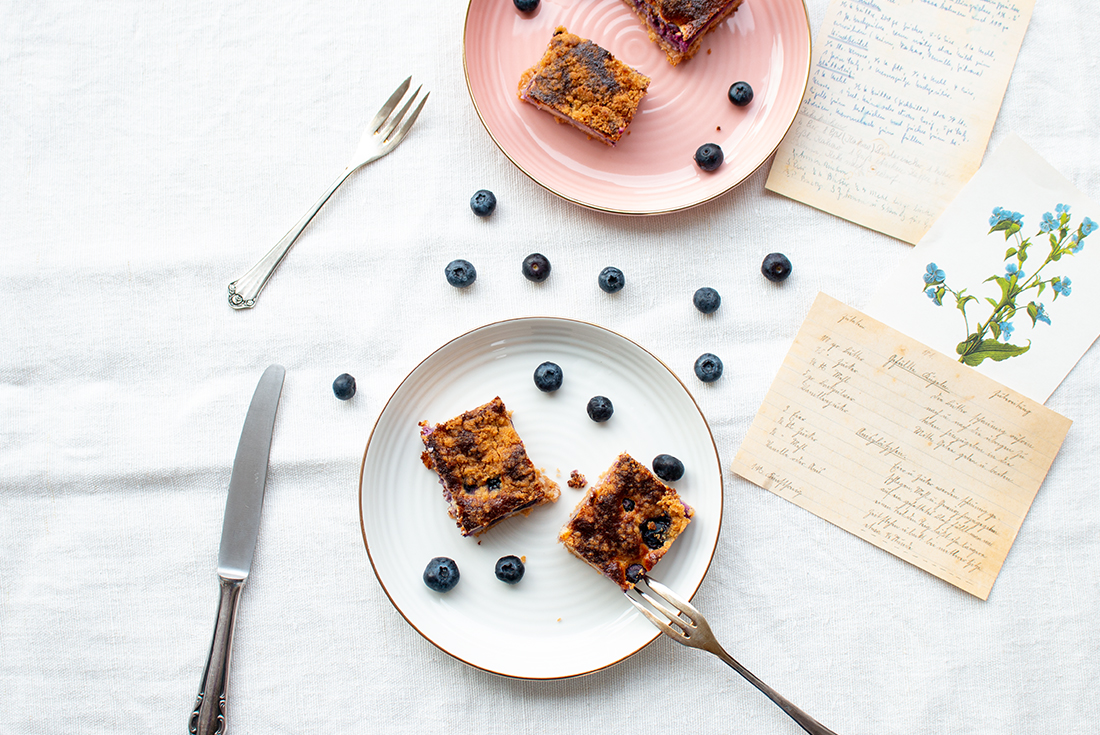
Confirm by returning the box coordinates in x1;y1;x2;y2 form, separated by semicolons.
694;143;723;172
652;454;685;482
522;252;552;282
622;497;635;511
495;555;526;584
598;266;625;293
423;557;460;593
470;189;497;217
694;353;724;383
533;361;563;392
514;0;539;11
640;515;672;549
761;252;792;282
693;287;721;314
332;373;356;400
728;81;754;107
586;395;614;422
625;563;646;584
445;259;477;288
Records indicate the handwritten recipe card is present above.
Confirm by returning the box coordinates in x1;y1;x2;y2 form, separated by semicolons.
765;0;1035;243
733;293;1070;599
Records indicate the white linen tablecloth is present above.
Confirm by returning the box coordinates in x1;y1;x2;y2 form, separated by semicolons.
1;1;1097;733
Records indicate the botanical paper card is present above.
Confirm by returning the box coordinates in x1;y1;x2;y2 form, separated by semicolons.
765;0;1035;243
865;134;1100;403
733;292;1070;600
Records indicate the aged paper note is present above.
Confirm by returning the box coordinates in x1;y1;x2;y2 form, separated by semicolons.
765;0;1035;243
733;293;1070;599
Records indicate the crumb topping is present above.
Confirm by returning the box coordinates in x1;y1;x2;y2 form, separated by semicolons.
421;397;560;536
559;453;692;589
625;0;743;65
568;470;587;489
518;27;650;144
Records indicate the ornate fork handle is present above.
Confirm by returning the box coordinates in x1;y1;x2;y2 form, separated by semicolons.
709;644;839;735
227;168;355;309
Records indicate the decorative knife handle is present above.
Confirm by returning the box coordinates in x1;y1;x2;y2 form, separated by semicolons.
190;577;244;735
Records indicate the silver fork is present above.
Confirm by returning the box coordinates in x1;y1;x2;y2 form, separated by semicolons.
227;77;429;309
627;577;840;735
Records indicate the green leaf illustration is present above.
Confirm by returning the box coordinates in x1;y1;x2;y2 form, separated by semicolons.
957;339;1031;366
1005;247;1017;259
1027;302;1039;326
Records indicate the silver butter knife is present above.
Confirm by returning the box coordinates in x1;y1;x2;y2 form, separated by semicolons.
189;364;285;735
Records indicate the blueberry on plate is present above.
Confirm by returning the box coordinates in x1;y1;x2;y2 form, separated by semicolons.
652;454;685;482
587;395;614;422
445;259;477;288
533;361;563;392
761;252;792;282
522;252;551;282
694;143;723;172
495;555;525;584
514;0;539;11
625;563;646;584
693;287;721;314
598;266;625;293
470;189;497;217
728;81;754;107
332;373;356;400
423;557;460;592
694;353;724;383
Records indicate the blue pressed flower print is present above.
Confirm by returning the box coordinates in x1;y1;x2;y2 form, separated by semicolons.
924;202;1094;366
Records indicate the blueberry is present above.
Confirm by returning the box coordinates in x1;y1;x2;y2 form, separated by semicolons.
728;81;754;107
533;361;563;392
761;252;792;282
652;454;685;482
470;189;497;217
694;143;723;172
522;252;552;282
332;373;356;400
445;259;477;288
514;0;539;11
694;353;724;383
625;563;646;584
693;287;721;314
598;266;625;293
640;515;672;549
423;557;460;592
622;497;635;511
586;395;614;422
495;555;525;584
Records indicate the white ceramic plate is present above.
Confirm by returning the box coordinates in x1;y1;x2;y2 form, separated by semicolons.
359;317;722;679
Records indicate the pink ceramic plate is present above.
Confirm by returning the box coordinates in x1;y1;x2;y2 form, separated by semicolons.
463;0;811;215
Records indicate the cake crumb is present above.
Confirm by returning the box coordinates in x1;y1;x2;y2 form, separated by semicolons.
716;125;721;131
707;48;711;54
568;470;587;489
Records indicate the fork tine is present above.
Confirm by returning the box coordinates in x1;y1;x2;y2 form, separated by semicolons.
384;91;429;148
369;76;412;133
378;85;423;143
626;592;687;639
643;577;702;621
633;582;692;628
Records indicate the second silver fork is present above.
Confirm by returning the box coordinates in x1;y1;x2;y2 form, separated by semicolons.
228;77;428;310
627;577;840;735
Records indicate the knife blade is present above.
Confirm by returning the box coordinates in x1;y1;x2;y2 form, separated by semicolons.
190;364;285;735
